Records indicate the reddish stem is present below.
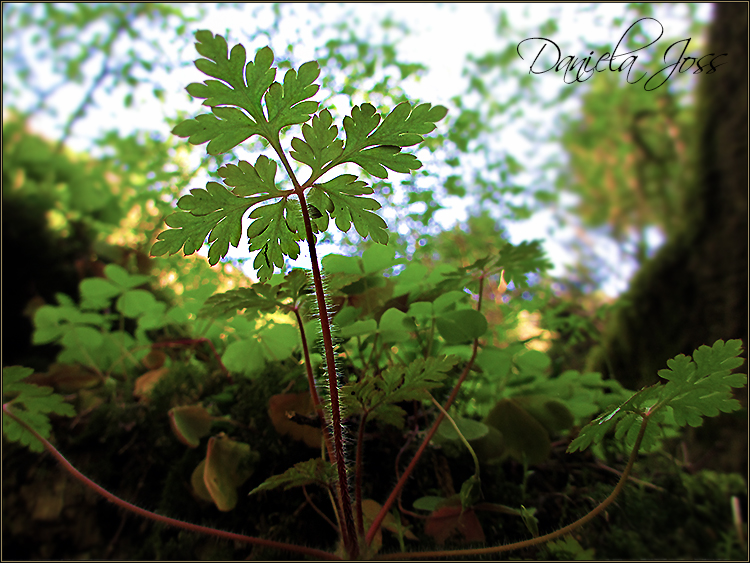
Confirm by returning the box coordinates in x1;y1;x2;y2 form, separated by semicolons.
270;136;357;558
2;403;339;560
376;415;651;560
366;274;486;545
295;187;358;557
294;307;337;470
366;339;480;545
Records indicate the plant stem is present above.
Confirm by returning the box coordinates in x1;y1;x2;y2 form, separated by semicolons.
365;339;480;546
303;484;340;534
295;188;358;558
2;404;339;561
429;393;480;478
272;138;358;558
294;306;336;465
365;274;486;545
377;415;651;560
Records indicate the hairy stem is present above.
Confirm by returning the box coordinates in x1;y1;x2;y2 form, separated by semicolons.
2;404;339;560
294;306;336;465
378;415;651;560
295;187;358;557
270;137;358;558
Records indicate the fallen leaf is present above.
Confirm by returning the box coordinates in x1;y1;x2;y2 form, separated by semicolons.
169;405;212;447
133;367;169;401
268;393;322;448
203;433;258;511
424;499;485;545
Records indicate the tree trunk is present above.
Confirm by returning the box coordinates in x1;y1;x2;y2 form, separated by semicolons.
588;3;747;472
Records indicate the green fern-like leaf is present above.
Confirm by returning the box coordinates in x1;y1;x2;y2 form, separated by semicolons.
246;198;306;281
290;109;344;178
339;102;447;179
175;31;319;153
2;366;75;452
199;270;311;319
342;355;458;428
157;33;446;279
248;458;336;495
151;181;271;266
307;175;388;244
568;339;746;454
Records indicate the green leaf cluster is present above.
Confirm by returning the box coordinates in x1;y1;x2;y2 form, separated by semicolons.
32;265;186;372
3;366;75;452
199;269;311;319
568;339;747;454
439;240;552;290
152;32;446;280
341;355;458;428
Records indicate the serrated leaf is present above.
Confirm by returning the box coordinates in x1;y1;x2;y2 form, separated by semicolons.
176;33;319;152
218;155;284;197
3;366;75;453
265;60;320;131
339;102;447;179
308;175;388;244
342;356;457;428
248;458;336;495
151;182;265;265
199;286;279;318
570;341;746;455
188;33;273;120
247;198;305;281
290;109;343;175
349;146;421;179
173;108;264;155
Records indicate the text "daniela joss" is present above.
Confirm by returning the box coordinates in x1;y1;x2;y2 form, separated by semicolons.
517;17;727;91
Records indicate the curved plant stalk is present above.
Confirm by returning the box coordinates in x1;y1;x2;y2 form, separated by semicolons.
365;274;486;545
428;393;480;479
2;403;340;561
365;339;479;546
377;415;651;560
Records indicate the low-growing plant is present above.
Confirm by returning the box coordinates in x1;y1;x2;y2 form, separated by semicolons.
3;31;747;560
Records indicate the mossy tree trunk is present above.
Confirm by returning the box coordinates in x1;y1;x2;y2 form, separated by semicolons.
589;3;747;473
592;3;747;390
